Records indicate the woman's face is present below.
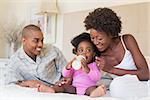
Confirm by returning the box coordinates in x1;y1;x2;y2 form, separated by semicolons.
90;29;112;52
77;41;95;63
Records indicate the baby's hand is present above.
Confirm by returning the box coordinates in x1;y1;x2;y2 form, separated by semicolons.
66;58;76;70
81;59;90;73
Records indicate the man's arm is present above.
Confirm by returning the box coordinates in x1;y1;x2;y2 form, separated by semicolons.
4;62;24;85
54;47;67;74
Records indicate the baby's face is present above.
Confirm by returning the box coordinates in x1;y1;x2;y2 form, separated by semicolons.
77;41;95;63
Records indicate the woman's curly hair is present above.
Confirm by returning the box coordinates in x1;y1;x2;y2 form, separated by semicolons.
84;8;122;37
71;32;100;57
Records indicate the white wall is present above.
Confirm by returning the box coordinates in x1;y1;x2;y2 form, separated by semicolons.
61;11;89;60
0;2;13;57
0;0;150;59
0;1;39;57
0;0;58;57
111;3;150;56
57;0;150;13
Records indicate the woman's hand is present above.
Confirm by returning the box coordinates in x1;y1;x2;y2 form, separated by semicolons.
95;56;105;70
16;80;43;88
95;56;112;72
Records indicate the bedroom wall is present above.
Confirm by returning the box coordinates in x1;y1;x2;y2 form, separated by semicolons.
0;2;8;57
62;2;150;61
112;3;150;56
57;0;149;13
0;0;58;58
0;1;149;59
0;1;37;57
61;11;88;60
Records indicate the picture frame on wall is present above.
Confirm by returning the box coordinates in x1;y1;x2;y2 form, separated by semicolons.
30;7;56;44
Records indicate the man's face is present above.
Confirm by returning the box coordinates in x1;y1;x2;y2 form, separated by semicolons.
22;30;44;58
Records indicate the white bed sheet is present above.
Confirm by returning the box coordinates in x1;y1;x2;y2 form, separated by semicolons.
0;57;150;100
0;85;121;100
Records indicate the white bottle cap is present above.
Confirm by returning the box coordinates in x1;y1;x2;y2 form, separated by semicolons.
76;55;86;61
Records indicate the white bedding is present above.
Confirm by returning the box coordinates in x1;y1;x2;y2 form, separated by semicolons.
0;57;150;100
110;75;149;100
0;85;121;100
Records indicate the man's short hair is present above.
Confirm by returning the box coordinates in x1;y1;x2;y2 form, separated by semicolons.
22;24;42;37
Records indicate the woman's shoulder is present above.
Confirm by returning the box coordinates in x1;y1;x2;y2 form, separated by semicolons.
122;34;135;40
121;34;138;50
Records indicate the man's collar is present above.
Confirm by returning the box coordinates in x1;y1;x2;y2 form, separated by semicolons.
19;47;41;64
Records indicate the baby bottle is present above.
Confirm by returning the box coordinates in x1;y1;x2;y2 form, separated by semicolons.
72;55;86;70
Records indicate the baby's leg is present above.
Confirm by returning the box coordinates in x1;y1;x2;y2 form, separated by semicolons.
85;86;97;96
38;84;55;93
63;84;76;94
90;85;106;97
52;85;65;93
52;84;76;94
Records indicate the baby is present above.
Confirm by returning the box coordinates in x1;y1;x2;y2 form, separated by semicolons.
38;32;106;97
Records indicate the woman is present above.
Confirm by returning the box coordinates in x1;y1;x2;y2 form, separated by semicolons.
84;7;149;81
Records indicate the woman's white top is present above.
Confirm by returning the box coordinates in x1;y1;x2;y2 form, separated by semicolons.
110;35;137;78
114;35;137;70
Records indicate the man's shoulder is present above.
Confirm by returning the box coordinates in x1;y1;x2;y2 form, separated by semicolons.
41;44;61;56
9;48;22;63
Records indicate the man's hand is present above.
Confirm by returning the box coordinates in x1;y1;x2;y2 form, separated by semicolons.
16;80;43;88
55;77;72;86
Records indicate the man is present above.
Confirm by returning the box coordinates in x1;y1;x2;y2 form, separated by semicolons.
4;24;67;88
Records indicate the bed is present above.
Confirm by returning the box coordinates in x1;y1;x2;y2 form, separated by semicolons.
0;84;123;100
0;58;120;100
0;57;150;100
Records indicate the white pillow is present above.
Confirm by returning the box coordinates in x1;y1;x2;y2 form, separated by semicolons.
110;75;148;100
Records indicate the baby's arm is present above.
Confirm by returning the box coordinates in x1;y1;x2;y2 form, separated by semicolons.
88;62;101;81
80;58;90;73
62;60;74;77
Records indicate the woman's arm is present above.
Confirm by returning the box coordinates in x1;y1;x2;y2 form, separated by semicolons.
124;34;149;80
108;34;149;81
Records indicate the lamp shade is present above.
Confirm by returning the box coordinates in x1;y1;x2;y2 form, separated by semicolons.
36;0;59;15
